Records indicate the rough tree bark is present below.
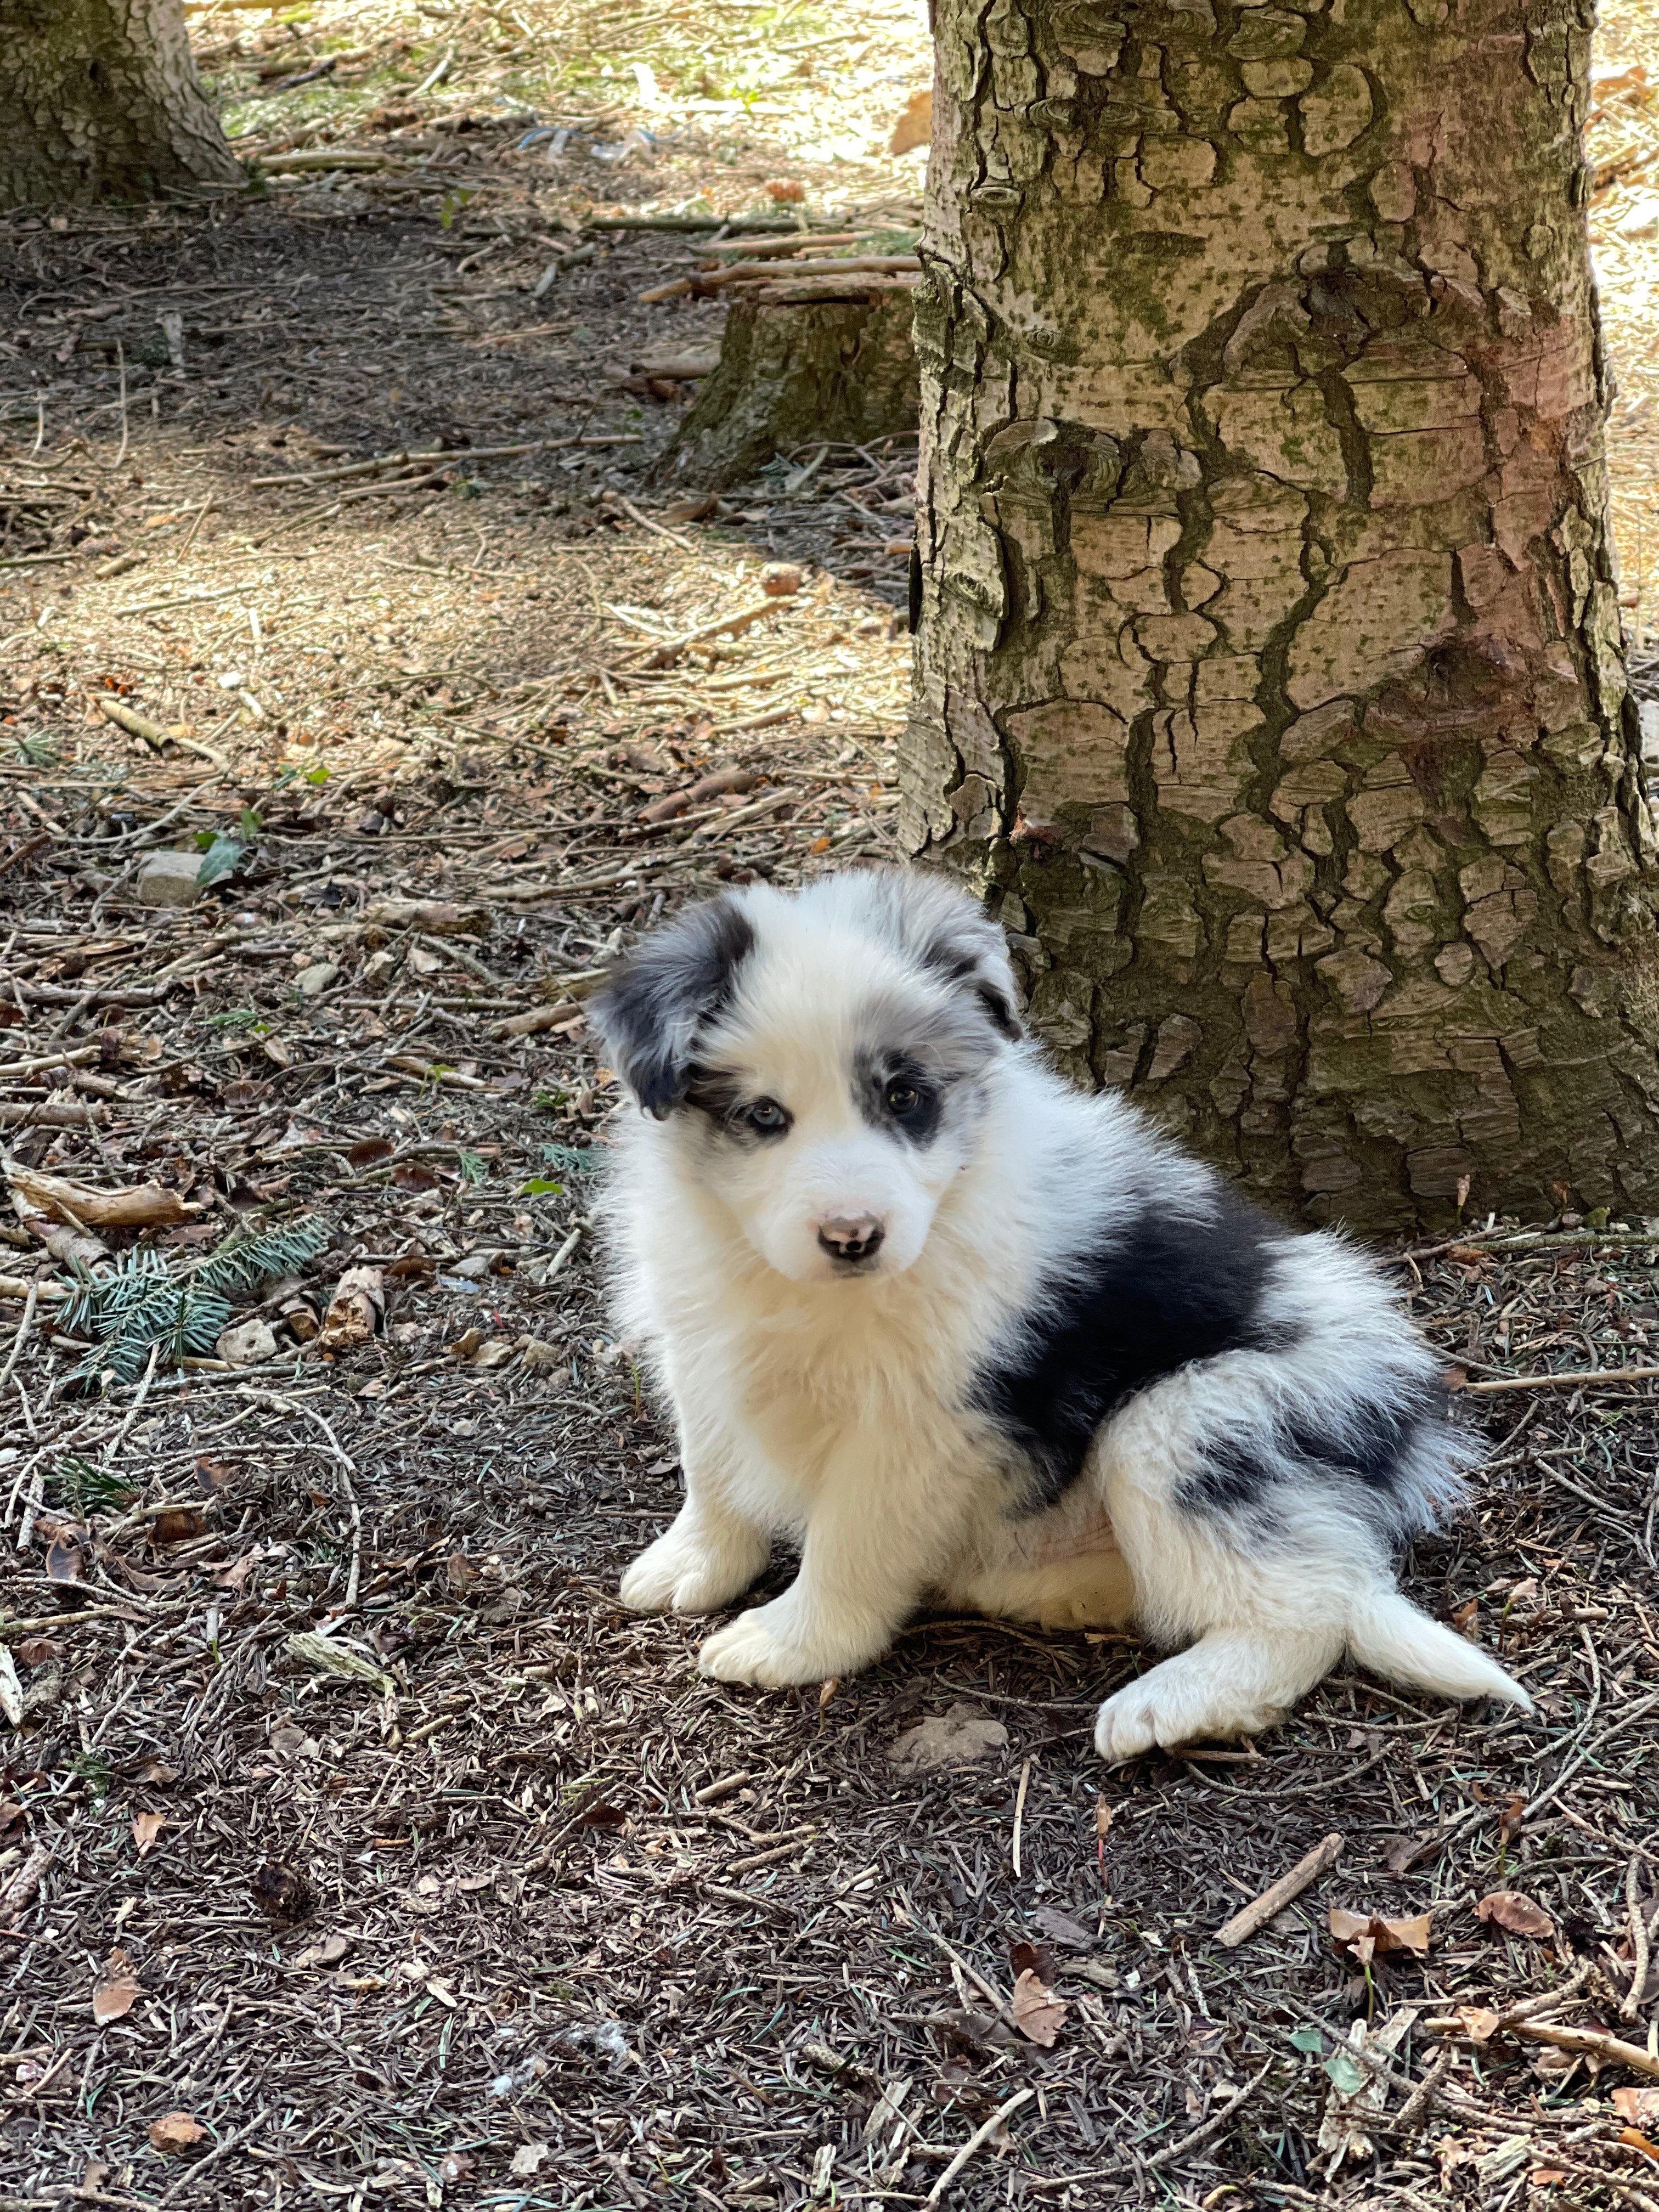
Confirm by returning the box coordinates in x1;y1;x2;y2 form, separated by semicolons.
659;291;921;490
0;0;241;208
903;0;1659;1229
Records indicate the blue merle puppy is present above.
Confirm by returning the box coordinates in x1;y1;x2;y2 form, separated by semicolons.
592;867;1528;1758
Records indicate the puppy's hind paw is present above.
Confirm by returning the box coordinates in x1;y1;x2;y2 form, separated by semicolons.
1092;1657;1285;1765
618;1519;768;1616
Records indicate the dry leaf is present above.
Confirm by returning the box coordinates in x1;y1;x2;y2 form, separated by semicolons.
1010;1967;1068;2048
1613;2089;1659;2124
153;1506;205;1546
437;2151;474;2185
148;2111;206;2153
215;1317;276;1367
1620;2127;1659;2160
1454;2006;1502;2042
5;1161;192;1228
1449;1595;1480;1637
316;1265;385;1351
1475;1890;1555;1939
509;2144;552;2179
1530;2168;1567;2187
92;1949;139;2022
1034;1906;1096;1950
1497;1795;1527;1844
45;1534;84;1584
292;1931;352;1970
890;87;933;153
887;1705;1009;1771
1318;2003;1418;2171
1329;1906;1432;1967
132;1812;166;1859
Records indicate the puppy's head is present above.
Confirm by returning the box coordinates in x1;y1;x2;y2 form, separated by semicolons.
594;869;1022;1283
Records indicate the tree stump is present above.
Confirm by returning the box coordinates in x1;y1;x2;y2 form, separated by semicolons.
656;290;919;492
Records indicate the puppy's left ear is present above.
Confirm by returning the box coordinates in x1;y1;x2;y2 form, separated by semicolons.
591;896;755;1116
918;900;1023;1041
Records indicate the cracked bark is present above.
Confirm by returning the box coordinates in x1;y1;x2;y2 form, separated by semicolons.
903;0;1659;1230
0;0;241;208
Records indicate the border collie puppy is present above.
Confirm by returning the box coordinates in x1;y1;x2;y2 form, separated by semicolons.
592;868;1528;1758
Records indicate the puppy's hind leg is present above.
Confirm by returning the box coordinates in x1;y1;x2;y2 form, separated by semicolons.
1093;1624;1342;1762
1091;1408;1352;1760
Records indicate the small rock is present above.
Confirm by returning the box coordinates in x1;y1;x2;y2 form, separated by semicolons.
216;1318;277;1367
450;1253;494;1279
294;961;340;997
760;562;803;597
887;1703;1009;1771
136;851;203;908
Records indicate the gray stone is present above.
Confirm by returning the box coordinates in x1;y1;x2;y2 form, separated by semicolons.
136;850;203;907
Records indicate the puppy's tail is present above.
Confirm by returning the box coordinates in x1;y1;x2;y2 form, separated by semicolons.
1347;1588;1533;1711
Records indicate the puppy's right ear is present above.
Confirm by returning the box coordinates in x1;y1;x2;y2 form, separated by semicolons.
591;896;755;1118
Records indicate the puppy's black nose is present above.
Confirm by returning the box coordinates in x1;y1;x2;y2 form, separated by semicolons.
817;1216;885;1265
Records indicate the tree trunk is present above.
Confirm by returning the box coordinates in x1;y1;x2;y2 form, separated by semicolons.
0;0;241;207
904;0;1659;1231
658;290;919;490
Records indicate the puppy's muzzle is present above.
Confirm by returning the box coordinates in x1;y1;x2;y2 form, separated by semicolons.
816;1215;885;1267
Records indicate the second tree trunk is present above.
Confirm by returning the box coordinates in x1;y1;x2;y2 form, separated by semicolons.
904;0;1659;1230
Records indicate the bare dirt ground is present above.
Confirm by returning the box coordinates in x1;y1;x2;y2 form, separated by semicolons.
2;5;1658;2210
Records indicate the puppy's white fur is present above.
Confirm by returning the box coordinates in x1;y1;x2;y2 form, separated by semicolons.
595;870;1529;1759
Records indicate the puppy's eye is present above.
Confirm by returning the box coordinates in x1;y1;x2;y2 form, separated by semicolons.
746;1098;789;1134
884;1081;922;1118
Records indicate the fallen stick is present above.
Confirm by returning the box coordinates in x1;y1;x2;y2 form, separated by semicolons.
1144;2056;1276;2171
0;1105;109;1132
491;1000;580;1040
1426;2010;1659;2082
93;695;229;770
0;1044;103;1081
924;2087;1035;2207
1463;1365;1659;1394
0;831;50;876
1217;1832;1345;1948
634;599;784;669
0;1277;69;1303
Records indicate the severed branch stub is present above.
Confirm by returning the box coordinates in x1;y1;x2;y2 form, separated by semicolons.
1217;1831;1345;1948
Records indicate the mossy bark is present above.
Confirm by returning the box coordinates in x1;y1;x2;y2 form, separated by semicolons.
904;0;1659;1230
658;291;920;491
0;0;241;208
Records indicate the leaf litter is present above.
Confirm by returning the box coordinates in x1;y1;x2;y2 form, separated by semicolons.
0;0;1657;2202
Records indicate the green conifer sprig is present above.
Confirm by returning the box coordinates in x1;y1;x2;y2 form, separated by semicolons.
60;1216;329;1389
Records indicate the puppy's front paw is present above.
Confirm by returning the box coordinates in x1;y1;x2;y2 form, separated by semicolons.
1093;1657;1283;1764
619;1519;768;1616
697;1601;826;1688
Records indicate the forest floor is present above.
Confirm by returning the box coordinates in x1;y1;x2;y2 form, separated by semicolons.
2;3;1659;2209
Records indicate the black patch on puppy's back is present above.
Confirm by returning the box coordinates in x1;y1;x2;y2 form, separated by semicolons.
591;898;754;1118
974;1188;1278;1510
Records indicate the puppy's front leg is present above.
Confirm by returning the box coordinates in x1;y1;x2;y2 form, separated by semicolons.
619;1404;771;1616
697;1435;953;1688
